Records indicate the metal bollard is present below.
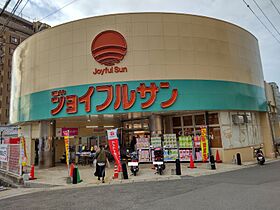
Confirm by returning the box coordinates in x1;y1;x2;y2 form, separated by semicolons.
176;158;181;175
122;162;128;179
236;153;242;165
72;167;78;184
210;155;216;170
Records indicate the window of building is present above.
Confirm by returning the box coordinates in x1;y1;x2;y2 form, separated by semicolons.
195;114;205;126
209;127;222;148
9;48;15;54
172;113;222;147
172;117;181;127
208;113;219;125
183;115;193;126
10;36;19;45
5;108;9;118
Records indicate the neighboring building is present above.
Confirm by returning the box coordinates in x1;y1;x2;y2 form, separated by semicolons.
0;10;49;125
265;82;280;145
9;13;276;168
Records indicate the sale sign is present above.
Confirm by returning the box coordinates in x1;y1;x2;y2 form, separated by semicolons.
107;128;121;172
200;127;209;162
0;144;8;162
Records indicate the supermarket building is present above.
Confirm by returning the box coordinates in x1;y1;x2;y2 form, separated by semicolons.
10;13;275;168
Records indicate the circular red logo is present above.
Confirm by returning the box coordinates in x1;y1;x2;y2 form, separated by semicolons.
91;30;127;66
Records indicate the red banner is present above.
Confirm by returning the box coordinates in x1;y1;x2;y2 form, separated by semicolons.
107;129;122;172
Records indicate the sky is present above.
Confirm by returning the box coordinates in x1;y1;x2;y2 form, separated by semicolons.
2;0;280;85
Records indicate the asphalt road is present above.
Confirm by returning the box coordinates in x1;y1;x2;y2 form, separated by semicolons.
1;161;280;210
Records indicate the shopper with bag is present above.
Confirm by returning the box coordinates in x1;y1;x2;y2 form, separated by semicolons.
94;145;108;183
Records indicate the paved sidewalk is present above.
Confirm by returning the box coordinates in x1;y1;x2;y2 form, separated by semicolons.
1;158;279;200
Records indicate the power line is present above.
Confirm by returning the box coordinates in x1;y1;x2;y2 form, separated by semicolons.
1;0;24;34
0;0;12;17
252;0;280;37
242;0;280;45
270;0;280;17
38;0;80;22
17;0;30;17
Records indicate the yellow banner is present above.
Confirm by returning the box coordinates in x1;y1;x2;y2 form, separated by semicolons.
64;136;69;165
200;127;209;162
20;137;27;166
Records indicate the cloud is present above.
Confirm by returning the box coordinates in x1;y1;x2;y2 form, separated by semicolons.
3;0;280;84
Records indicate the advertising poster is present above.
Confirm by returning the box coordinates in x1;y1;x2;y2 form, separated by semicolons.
0;144;8;162
200;127;209;162
107;129;122;172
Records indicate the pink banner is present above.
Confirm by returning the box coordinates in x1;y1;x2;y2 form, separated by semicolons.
107;129;122;172
62;128;78;136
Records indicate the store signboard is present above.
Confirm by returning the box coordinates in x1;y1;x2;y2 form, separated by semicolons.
107;128;121;172
16;80;267;123
59;128;78;137
0;144;8;162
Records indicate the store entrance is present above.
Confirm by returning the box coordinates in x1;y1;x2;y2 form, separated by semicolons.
121;118;150;157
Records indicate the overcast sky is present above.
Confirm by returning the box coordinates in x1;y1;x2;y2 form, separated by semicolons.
2;0;280;85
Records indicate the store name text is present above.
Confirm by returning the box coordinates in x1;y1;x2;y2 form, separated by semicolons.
51;82;178;115
93;66;127;76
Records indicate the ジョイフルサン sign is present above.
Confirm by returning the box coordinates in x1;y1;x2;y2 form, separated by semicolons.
50;82;178;115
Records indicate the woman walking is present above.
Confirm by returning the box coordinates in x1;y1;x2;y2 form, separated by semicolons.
94;146;107;183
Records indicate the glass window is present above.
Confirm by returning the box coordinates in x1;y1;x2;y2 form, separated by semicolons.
183;127;194;136
133;120;142;129
10;36;19;45
209;127;222;148
172;117;181;127
173;128;182;137
195;114;205;126
142;119;149;128
208;113;219;125
183;115;193;126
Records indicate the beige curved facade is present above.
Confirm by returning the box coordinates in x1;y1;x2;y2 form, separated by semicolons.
11;13;276;167
13;12;264;98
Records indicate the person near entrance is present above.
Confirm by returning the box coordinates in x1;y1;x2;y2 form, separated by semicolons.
130;136;137;153
94;145;107;183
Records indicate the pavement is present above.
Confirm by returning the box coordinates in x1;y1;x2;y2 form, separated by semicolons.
0;158;279;201
1;159;280;210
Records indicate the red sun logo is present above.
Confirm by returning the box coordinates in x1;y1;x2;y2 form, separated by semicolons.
91;30;127;66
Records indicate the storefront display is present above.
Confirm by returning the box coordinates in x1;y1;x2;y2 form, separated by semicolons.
136;137;151;163
151;137;162;148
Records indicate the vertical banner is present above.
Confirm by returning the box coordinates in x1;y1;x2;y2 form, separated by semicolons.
20;137;27;166
200;127;209;162
107;129;122;172
0;144;8;162
64;136;69;166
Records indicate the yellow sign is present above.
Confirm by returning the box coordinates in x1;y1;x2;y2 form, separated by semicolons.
20;137;27;166
64;136;69;165
200;127;209;162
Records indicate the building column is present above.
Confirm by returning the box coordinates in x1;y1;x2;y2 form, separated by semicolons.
38;120;56;168
149;115;163;137
259;112;275;158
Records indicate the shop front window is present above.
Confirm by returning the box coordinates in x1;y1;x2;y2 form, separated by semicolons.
183;115;193;126
208;113;219;125
195;114;205;126
209;127;222;148
172;117;181;127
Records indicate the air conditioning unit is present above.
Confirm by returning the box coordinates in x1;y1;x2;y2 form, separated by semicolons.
232;114;245;124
